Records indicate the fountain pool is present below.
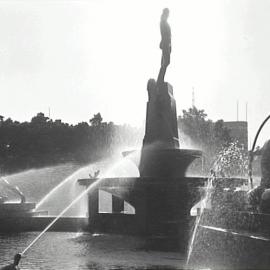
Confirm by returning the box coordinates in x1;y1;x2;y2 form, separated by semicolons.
0;232;185;270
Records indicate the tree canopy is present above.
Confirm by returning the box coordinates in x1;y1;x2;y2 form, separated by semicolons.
178;106;233;173
0;113;142;174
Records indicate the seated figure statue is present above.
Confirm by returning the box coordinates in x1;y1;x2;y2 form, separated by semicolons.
248;140;270;213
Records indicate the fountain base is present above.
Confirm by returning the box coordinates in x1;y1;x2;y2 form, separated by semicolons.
78;176;206;251
0;216;88;232
0;202;88;232
0;202;37;217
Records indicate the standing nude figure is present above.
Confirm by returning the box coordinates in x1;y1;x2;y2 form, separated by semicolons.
158;8;171;84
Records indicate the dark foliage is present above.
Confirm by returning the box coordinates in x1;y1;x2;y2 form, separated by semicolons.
0;107;234;175
0;113;142;174
178;106;232;173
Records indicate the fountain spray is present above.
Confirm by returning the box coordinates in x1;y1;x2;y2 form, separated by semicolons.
19;154;135;259
186;172;214;266
20;177;102;256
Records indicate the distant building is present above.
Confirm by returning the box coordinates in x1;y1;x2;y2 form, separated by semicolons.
224;121;248;150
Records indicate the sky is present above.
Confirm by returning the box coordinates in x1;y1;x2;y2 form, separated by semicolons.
0;0;270;147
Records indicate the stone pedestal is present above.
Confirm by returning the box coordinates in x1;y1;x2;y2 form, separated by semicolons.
88;189;98;229
143;82;179;149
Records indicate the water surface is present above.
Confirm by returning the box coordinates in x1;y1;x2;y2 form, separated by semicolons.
0;232;185;270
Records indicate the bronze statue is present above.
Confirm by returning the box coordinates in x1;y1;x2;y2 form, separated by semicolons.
89;170;100;179
160;8;171;67
157;8;171;84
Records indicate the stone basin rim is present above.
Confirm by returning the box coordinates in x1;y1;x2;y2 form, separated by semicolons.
122;148;202;157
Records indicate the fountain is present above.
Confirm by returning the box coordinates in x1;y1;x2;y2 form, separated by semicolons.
2;8;270;270
78;8;206;252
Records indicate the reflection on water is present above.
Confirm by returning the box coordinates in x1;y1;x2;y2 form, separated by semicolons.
0;232;184;270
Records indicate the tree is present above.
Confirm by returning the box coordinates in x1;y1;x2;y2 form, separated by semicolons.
179;107;211;146
178;106;232;173
0;111;142;173
178;106;231;147
31;112;50;125
90;113;103;127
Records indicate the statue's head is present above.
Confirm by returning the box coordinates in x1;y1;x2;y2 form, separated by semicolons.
161;8;170;20
147;79;157;100
147;79;156;91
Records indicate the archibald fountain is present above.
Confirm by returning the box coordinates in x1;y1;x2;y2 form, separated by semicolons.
78;8;205;252
2;8;270;270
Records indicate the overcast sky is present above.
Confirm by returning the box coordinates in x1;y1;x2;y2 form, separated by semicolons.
1;0;270;147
